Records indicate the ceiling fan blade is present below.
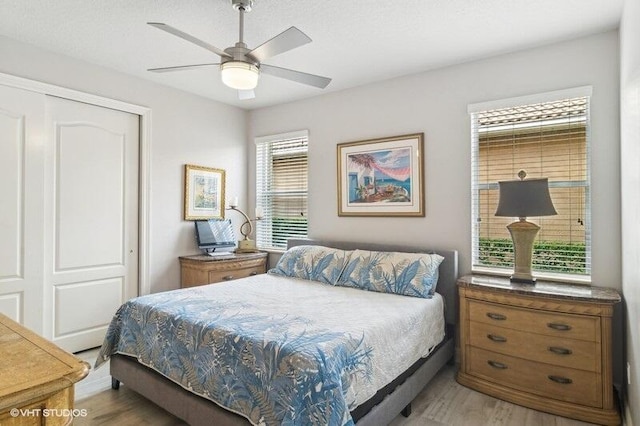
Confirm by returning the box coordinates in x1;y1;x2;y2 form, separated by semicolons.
148;22;231;58
248;26;311;63
238;90;255;100
148;63;220;73
260;64;331;89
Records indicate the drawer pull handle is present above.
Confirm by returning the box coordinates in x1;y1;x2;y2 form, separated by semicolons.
548;346;573;355
249;271;258;276
487;360;508;369
486;312;507;321
547;322;572;331
548;375;573;384
223;275;234;281
487;334;507;343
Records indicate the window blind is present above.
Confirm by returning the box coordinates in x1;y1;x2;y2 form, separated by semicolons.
471;96;591;278
256;132;308;250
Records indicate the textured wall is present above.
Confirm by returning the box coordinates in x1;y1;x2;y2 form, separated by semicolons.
249;31;620;287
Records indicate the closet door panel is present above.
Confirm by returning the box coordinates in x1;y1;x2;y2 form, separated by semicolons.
0;99;23;280
55;124;124;270
54;278;123;336
0;84;45;329
45;96;139;352
0;294;21;322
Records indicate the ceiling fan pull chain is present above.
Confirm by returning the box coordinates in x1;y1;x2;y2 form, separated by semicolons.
238;5;244;46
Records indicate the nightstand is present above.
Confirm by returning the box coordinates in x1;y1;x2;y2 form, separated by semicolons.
456;274;621;425
179;252;268;288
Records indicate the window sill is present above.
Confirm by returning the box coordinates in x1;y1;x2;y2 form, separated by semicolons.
257;248;287;255
471;266;591;286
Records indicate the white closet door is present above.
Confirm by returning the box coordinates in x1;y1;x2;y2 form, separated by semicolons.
44;96;139;352
0;85;45;330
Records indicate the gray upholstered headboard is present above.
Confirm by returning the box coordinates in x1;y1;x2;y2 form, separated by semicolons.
287;239;459;325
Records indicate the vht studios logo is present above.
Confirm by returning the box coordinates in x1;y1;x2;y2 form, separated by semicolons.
9;408;88;418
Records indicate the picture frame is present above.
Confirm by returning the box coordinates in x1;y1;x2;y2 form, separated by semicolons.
337;133;424;217
184;164;226;220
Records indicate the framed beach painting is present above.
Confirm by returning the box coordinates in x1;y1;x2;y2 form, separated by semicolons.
184;164;226;220
337;133;424;217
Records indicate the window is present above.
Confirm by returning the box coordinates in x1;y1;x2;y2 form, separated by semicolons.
255;131;308;250
470;89;591;280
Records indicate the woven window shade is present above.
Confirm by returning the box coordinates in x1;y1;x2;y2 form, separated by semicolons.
256;133;308;250
471;97;591;277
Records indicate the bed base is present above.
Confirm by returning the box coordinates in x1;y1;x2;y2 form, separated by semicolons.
110;336;453;426
110;239;458;425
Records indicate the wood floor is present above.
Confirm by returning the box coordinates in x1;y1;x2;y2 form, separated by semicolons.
73;349;597;426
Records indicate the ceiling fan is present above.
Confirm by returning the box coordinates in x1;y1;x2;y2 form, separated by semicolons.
147;0;332;100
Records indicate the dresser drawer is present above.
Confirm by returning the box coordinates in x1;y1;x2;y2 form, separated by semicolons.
469;321;599;372
208;264;264;283
180;253;268;287
468;299;599;342
468;346;601;407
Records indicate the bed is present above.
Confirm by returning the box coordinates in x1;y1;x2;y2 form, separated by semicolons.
98;239;458;425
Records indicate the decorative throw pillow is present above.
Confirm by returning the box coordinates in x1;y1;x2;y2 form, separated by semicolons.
268;245;351;285
336;249;444;298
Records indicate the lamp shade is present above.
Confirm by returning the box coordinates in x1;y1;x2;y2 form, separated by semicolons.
495;177;557;218
220;61;259;90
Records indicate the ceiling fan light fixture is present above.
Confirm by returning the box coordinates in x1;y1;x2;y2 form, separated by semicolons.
147;0;332;98
220;61;259;90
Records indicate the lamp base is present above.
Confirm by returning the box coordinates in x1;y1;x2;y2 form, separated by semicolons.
510;275;537;285
235;239;260;253
507;219;540;285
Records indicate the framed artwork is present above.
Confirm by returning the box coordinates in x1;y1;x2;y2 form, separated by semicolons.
337;133;424;217
184;164;226;220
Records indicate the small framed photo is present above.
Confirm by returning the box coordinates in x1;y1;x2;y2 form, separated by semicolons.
337;133;424;217
184;164;225;220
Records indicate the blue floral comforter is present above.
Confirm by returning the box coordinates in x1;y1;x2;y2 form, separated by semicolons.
96;274;445;425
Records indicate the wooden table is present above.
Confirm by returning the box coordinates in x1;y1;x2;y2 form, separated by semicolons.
0;314;90;425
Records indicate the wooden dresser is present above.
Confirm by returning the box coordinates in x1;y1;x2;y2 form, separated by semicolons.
0;313;90;425
457;274;621;425
179;252;268;288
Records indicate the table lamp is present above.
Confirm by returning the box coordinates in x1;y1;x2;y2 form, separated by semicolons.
227;199;263;253
495;170;557;284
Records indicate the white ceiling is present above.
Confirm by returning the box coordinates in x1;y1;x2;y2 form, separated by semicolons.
0;0;624;110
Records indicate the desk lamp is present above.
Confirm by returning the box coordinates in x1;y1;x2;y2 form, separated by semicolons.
228;199;262;253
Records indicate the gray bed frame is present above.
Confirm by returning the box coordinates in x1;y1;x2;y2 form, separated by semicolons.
110;239;458;425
